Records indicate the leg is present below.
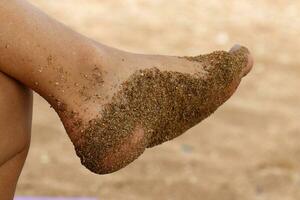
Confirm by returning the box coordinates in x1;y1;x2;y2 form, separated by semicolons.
0;72;33;200
0;0;252;174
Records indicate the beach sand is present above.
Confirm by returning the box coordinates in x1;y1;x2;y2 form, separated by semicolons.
16;0;300;199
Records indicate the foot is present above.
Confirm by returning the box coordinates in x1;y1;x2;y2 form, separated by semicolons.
42;44;253;174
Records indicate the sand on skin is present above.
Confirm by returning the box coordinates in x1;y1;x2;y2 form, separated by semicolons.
16;0;300;200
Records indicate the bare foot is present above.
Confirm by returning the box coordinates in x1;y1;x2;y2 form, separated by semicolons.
44;43;253;174
0;1;252;174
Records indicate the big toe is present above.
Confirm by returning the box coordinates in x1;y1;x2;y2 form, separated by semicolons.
229;44;253;78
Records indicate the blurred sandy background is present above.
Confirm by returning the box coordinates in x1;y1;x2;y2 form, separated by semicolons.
16;0;300;199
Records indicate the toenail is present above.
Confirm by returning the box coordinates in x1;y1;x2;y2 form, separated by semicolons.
229;44;242;53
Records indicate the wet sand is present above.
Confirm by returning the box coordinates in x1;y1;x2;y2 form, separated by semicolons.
16;0;300;200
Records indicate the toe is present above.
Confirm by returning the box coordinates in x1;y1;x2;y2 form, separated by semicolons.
229;44;253;78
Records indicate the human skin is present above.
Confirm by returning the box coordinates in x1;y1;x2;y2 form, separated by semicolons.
0;72;32;200
0;0;252;180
